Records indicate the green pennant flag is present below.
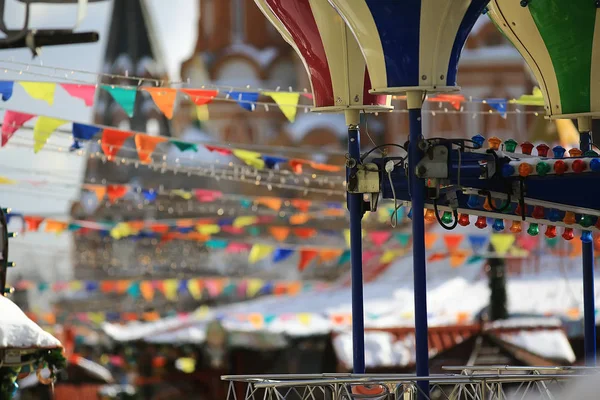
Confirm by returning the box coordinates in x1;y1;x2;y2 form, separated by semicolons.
171;139;198;152
467;255;483;265
68;223;82;231
247;226;261;237
206;239;228;249
338;250;351;265
545;236;559;249
101;85;137;117
394;233;411;247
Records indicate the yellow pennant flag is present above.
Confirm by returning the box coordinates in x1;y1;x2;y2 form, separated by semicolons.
0;176;16;184
263;92;300;122
188;279;203;300
33;117;67;153
163;279;178;301
196;224;220;235
196;105;210;121
110;222;136;240
510;87;545;106
246;279;264;297
380;249;403;264
343;229;365;247
232;149;265;170
298;313;312;326
88;312;105;325
69;281;83;291
170;189;193;200
248;313;264;329
233;215;258;228
249;244;273;264
194;305;210;319
489;233;515;256
19;82;56;105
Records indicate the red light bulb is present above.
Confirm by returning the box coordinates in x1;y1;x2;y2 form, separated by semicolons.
545;225;557;238
458;214;470;226
475;216;487;229
562;228;575;241
536;143;550;157
532;206;545;220
520;141;534;155
572;159;587;173
553;160;568;175
515;204;527;217
509;221;522;233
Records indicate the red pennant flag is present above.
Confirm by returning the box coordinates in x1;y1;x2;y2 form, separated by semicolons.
428;253;447;262
293;228;317;239
289;159;305;174
290;199;311;213
2;111;35;146
24;216;44;231
205;144;232;156
443;234;464;252
369;231;392;246
106;185;128;203
181;89;218;106
101;129;134;161
298;250;318;271
194;189;222;202
60;83;96;106
134;134;168;164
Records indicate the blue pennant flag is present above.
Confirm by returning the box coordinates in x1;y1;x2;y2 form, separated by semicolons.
106;312;120;322
177;226;194;234
262;155;288;169
229;91;259;111
141;189;158;202
5;212;22;225
273;248;294;263
217;217;234;227
71;123;101;151
85;281;99;292
468;235;489;253
0;81;13;101
485;98;507;118
177;280;188;294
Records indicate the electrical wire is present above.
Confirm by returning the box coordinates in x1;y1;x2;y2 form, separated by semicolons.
360;143;406;163
433;199;459;230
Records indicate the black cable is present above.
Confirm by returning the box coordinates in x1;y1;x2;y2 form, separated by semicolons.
485;190;511;212
433;200;459;230
518;179;526;221
360;143;406;162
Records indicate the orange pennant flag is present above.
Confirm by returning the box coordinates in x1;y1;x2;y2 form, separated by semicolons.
269;226;290;242
450;250;470;268
256;197;282;211
106;185;128;203
101;129;134;161
140;281;154;301
309;162;341;172
142;87;177;119
425;232;438;250
44;219;68;234
570;240;583;258
298;249;318;271
84;184;107;202
24;216;44;231
443;234;464;252
319;249;343;263
293;228;317;239
134;134;168;164
181;89;218;106
116;280;130;294
291;199;312;212
289;213;310;225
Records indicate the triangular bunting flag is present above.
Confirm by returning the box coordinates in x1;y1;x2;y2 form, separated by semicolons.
247;279;264;297
263;92;300;122
338;250;351;265
181;89;218;106
450;250;470;268
44;219;68;234
0;81;14;101
394;233;411;247
24;216;44;231
140;281;154;301
106;185;128;203
228;91;259;111
187;279;203;300
290;199;312;213
232;149;265;169
142;87;177;119
255;197;282;211
485;98;507;119
443;234;464;252
205;145;232;156
269;226;290;242
196;105;209;121
19;82;56;105
489;233;515;256
293;228;317;239
134;134;168;164
170;139;198;152
298;250;318;271
425;232;438;250
84;184;107;202
101;129;134;161
60;83;95;106
369;231;392;246
1;110;35;146
72;123;101;150
319;249;343;263
233;216;258;228
249;244;273;264
427;94;464;110
263;155;288;169
102;85;137;117
33;117;67;153
428;253;447;262
380;249;403;264
467;255;483;265
510;87;545;106
468;235;489;253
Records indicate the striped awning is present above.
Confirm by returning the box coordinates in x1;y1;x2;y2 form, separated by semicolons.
257;0;390;112
328;0;489;94
488;0;600;119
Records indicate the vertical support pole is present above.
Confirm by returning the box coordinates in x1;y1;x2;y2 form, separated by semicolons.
407;91;429;398
578;116;596;365
345;110;366;373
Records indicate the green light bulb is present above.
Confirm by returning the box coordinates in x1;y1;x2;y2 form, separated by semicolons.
580;215;594;228
441;211;454;224
584;150;599;157
527;223;540;236
536;162;551;176
504;139;518;153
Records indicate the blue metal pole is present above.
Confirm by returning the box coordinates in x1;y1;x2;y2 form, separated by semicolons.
346;115;366;373
579;118;596;365
407;91;429;398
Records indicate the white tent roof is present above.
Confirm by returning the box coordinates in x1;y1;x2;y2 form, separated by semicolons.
0;296;62;349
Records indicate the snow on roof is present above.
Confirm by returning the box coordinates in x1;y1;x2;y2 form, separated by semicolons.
498;330;576;363
102;313;205;342
485;317;564;330
0;296;62;349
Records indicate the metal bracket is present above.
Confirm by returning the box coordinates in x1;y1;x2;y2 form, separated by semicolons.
415;145;449;178
348;163;380;194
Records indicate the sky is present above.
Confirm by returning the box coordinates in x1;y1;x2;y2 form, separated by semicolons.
0;0;198;301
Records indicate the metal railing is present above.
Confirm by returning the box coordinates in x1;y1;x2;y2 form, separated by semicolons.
222;367;600;400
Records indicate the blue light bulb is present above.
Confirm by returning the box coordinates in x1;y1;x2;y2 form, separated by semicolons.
467;195;480;209
472;134;485;149
407;208;413;220
552;146;566;158
581;231;593;243
492;219;505;232
548;209;561;222
501;164;515;177
590;158;600;172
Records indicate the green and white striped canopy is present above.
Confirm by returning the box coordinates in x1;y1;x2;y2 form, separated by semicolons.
488;0;600;119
